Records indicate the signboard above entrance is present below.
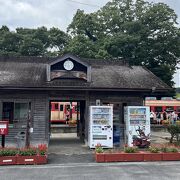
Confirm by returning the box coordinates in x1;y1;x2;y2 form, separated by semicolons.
0;121;9;135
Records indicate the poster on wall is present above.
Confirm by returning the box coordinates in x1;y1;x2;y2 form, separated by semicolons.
124;106;150;147
88;106;113;148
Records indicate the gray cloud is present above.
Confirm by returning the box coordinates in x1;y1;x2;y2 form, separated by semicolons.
0;0;179;31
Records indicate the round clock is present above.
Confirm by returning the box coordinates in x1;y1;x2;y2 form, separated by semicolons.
63;60;74;71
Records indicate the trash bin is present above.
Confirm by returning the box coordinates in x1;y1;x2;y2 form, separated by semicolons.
15;131;26;148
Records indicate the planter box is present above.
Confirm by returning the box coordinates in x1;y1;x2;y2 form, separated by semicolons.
95;152;180;162
16;155;37;165
162;153;180;161
104;153;124;162
95;153;105;163
37;155;48;164
143;153;153;161
150;153;162;161
123;153;144;162
0;156;17;165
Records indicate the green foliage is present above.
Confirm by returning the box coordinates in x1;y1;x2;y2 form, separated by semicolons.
0;148;18;156
124;146;138;153
161;145;170;153
167;125;180;143
95;144;104;153
0;26;69;57
18;147;37;156
148;146;160;153
168;147;178;153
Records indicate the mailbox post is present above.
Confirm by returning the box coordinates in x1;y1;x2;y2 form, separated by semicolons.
0;121;9;148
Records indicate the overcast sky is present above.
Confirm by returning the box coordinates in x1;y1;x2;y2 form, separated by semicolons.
0;0;179;31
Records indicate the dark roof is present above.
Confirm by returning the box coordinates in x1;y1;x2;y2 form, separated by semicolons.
0;54;171;91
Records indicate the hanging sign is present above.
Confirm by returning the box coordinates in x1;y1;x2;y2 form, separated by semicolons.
0;121;9;135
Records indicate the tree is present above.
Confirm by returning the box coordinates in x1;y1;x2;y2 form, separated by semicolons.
66;0;180;86
0;26;70;57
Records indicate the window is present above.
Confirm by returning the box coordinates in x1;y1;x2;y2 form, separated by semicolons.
60;105;63;111
177;106;180;113
2;102;29;124
2;102;14;124
54;103;59;110
145;97;157;100
166;106;174;112
154;106;162;112
66;105;70;111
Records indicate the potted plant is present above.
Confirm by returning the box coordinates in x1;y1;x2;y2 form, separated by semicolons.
123;146;143;162
16;147;37;165
0;148;18;165
95;144;105;163
161;145;180;161
37;144;48;164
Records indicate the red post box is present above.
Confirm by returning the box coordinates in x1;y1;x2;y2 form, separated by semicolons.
0;121;9;135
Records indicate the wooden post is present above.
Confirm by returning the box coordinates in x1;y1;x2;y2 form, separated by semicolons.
1;135;5;148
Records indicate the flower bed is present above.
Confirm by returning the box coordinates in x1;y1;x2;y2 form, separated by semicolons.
95;145;180;163
0;144;48;165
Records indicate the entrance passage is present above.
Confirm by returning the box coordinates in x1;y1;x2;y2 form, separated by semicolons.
50;101;83;137
48;133;94;164
49;100;93;163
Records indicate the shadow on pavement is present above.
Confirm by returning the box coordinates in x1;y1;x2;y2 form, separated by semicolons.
48;133;95;164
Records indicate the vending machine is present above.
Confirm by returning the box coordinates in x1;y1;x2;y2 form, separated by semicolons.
124;106;150;147
89;106;113;148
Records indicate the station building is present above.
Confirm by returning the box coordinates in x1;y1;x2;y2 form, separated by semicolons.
0;54;171;147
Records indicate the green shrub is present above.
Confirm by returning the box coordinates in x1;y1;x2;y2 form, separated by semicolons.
18;147;37;156
167;125;180;143
168;147;179;153
148;146;160;153
161;146;170;153
0;148;18;156
95;144;104;153
124;146;138;153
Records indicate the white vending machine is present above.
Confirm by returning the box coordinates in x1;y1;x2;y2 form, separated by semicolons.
89;106;113;148
124;106;150;147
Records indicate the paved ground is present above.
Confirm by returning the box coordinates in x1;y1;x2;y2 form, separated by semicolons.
48;133;94;164
1;161;180;180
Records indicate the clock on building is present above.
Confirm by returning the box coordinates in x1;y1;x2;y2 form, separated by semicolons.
63;60;74;71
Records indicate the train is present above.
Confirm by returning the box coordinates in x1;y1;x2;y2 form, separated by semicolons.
50;102;79;124
145;98;180;113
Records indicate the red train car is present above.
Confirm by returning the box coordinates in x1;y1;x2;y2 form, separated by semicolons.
145;99;180;113
51;102;79;124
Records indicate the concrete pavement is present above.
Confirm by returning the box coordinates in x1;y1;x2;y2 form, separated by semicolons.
0;161;180;180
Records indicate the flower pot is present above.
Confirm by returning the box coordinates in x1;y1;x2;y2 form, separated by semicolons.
0;156;17;165
162;153;180;161
37;155;47;164
123;153;144;162
104;153;124;162
16;155;37;165
95;153;105;163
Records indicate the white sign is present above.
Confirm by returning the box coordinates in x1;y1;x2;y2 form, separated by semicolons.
0;124;6;129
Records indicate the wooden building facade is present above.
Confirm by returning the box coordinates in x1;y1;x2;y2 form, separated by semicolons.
0;54;171;147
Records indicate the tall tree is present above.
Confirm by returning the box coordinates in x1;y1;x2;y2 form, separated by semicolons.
66;0;180;86
0;26;70;57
